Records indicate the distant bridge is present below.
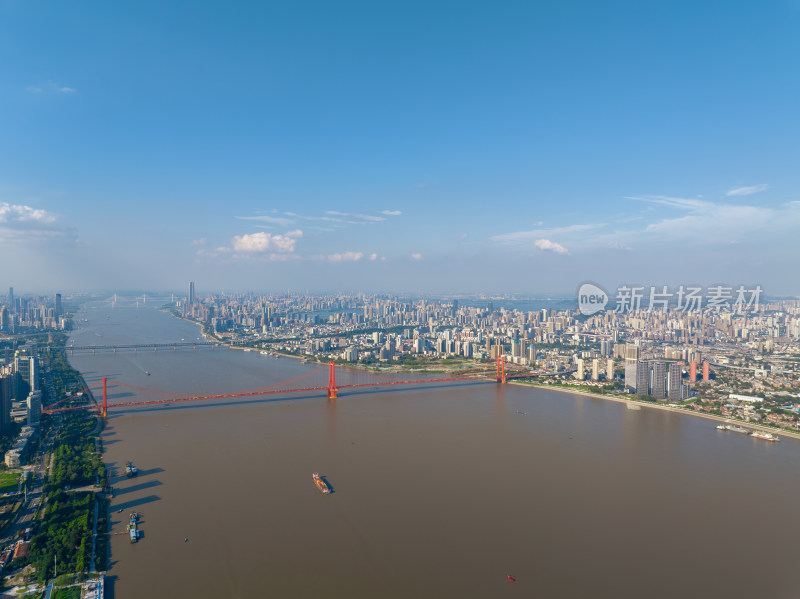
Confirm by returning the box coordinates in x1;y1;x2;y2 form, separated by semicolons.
66;342;219;354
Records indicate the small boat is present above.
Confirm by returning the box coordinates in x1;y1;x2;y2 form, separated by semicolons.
312;472;332;494
145;371;150;376
506;575;516;582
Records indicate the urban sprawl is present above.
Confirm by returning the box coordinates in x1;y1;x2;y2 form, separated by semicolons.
0;285;799;597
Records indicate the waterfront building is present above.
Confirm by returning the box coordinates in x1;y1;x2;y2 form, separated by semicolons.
667;363;681;402
576;358;585;380
703;360;710;382
606;359;614;380
690;361;697;382
651;362;667;400
189;281;196;304
591;358;600;381
635;361;650;396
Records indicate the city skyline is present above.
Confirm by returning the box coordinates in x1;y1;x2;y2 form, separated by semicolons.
1;2;798;294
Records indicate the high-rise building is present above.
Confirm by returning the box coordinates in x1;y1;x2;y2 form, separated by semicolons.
606;359;614;380
7;287;13;313
600;339;609;357
55;293;63;317
591;358;600;381
625;362;637;392
527;345;536;366
636;361;650;395
625;344;639;364
0;374;12;433
690;361;697;382
29;357;38;392
576;358;585;380
27;390;41;426
703;360;710;382
651;362;667;399
667;363;682;401
189;281;196;304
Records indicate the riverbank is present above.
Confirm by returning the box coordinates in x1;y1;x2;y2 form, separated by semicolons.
514;381;800;441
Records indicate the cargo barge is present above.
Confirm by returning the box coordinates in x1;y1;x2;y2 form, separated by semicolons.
129;512;139;543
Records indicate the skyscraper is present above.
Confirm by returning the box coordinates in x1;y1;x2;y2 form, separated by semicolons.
591;358;600;381
7;287;13;313
651;362;667;399
690;361;697;382
189;281;196;304
667;363;682;402
635;362;650;396
55;293;63;317
703;360;710;382
625;343;639;364
0;374;12;433
606;359;614;380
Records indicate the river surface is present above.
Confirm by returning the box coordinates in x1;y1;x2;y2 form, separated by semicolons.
67;299;800;598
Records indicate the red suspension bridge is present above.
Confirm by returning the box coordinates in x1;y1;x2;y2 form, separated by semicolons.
43;356;533;417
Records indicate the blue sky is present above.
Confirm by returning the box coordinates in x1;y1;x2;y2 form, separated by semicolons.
1;0;798;295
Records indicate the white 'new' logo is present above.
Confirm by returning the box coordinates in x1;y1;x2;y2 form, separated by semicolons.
577;283;608;315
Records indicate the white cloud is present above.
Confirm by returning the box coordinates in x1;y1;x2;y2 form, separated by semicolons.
491;223;603;244
411;253;423;260
236;215;295;227
369;253;378;261
0;202;58;226
190;238;206;247
381;210;402;216
725;184;769;197
628;195;800;243
328;251;363;262
0;201;76;245
534;239;569;254
326;210;386;223
26;81;76;95
231;229;302;253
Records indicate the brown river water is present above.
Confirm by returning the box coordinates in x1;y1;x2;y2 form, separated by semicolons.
68;301;800;598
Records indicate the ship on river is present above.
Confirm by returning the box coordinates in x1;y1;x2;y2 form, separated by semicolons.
312;473;331;494
751;431;780;442
125;461;138;477
716;424;750;434
129;512;140;543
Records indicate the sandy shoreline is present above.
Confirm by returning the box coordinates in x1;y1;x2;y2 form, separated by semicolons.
514;381;800;441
